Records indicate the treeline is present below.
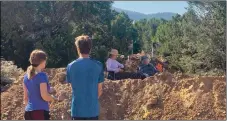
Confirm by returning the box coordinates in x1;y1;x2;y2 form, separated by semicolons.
1;1;226;75
1;1;137;69
134;1;226;75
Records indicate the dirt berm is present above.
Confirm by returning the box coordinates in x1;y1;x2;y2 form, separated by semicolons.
1;68;226;120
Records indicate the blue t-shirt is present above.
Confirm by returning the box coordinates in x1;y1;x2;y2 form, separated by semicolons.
66;58;104;117
24;72;50;111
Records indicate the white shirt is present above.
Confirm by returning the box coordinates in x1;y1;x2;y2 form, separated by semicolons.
106;58;124;73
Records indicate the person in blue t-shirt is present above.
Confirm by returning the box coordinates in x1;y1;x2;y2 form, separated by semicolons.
66;35;104;120
23;50;61;120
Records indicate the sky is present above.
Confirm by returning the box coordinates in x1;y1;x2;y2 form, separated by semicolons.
113;1;189;15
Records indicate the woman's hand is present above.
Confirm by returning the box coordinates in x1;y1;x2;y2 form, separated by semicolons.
119;68;124;72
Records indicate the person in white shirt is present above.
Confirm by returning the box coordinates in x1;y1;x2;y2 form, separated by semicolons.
106;49;146;80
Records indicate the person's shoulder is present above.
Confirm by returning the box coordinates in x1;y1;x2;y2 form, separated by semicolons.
148;63;153;66
68;60;77;66
67;60;78;68
90;59;103;67
106;58;113;62
138;64;143;67
23;73;28;82
24;73;28;78
91;59;102;64
140;64;146;67
36;72;48;78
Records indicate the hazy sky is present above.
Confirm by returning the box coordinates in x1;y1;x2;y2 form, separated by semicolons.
113;1;189;15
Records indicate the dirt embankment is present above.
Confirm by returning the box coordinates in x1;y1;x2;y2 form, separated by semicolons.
1;68;226;120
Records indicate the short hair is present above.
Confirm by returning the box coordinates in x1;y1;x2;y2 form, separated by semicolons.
75;35;92;54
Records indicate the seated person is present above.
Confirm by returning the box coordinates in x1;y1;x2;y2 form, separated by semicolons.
106;49;146;80
154;57;168;72
138;56;158;77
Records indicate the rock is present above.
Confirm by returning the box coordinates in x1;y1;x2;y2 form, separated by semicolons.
58;91;67;101
53;72;66;84
150;96;158;104
49;87;56;94
13;80;19;84
199;82;205;90
189;85;193;90
142;112;151;119
67;110;71;113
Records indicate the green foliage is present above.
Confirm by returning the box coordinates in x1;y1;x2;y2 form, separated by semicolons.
134;18;166;53
1;1;225;75
1;1;136;69
154;1;226;74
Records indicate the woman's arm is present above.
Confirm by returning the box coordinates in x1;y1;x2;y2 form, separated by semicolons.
98;83;103;98
117;61;124;68
40;83;56;102
23;83;28;106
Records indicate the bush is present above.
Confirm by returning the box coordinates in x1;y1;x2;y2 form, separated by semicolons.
1;61;24;86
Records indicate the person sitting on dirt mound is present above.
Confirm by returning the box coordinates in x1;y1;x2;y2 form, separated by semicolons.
138;56;158;77
66;35;104;120
154;57;168;72
106;49;146;80
23;50;62;120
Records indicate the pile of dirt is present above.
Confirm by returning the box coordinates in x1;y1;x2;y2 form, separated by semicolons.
1;61;24;92
1;68;226;120
124;54;143;72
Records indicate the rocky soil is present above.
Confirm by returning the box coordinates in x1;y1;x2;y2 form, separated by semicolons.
1;67;226;120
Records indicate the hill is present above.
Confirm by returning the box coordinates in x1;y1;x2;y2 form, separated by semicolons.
1;56;226;120
113;7;177;20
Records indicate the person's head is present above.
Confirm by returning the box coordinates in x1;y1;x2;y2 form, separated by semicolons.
27;49;47;79
75;35;92;56
109;49;119;60
141;56;149;65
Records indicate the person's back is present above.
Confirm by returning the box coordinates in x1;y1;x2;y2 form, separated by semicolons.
67;58;103;117
24;72;50;111
139;63;157;76
66;35;104;120
23;49;60;120
138;56;157;76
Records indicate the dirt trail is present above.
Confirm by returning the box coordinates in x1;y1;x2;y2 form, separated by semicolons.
1;68;226;120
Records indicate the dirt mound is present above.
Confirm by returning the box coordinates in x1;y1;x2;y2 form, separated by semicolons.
1;68;226;120
1;61;24;92
124;54;142;72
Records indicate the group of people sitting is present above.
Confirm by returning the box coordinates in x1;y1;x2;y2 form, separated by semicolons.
106;49;167;80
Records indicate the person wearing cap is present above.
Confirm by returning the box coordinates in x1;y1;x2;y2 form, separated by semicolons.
106;49;124;73
138;56;158;77
106;49;146;80
106;49;124;80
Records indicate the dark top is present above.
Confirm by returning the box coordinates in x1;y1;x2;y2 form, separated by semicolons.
138;63;158;76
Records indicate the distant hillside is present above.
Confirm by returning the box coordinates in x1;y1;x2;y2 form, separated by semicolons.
113;7;177;21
